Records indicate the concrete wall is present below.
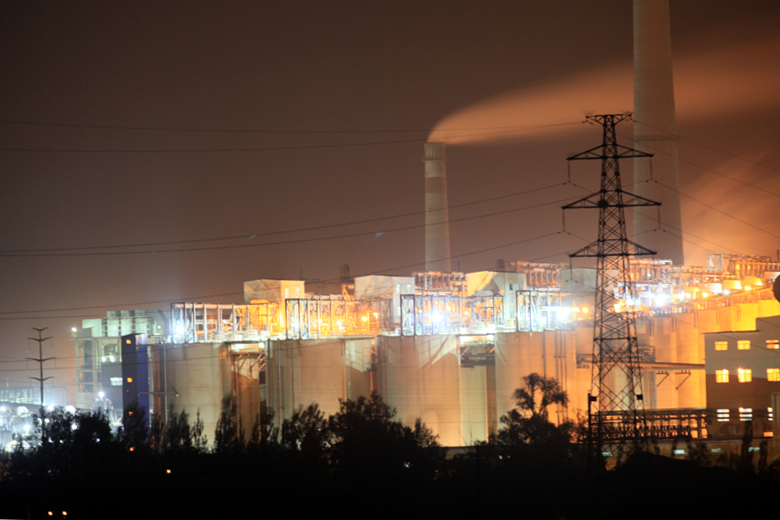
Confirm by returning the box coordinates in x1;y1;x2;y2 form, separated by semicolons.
495;328;583;426
164;342;227;444
266;337;373;423
377;335;463;446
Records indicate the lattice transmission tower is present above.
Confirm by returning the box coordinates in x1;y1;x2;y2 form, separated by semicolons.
562;114;658;462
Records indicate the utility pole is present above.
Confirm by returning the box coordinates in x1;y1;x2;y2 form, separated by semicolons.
28;327;54;441
562;114;658;466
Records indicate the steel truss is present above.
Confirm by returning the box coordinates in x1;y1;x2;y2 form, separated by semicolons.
285;298;392;339
563;114;659;462
400;294;504;336
171;302;279;343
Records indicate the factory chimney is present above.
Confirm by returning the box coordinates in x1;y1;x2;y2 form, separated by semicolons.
423;142;452;271
633;0;685;265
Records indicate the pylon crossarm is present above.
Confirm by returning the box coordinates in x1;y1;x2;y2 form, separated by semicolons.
620;190;661;207
562;191;603;209
625;240;657;256
567;143;653;162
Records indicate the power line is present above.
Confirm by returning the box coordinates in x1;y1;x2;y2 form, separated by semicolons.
0;230;565;317
0;183;566;255
0;122;582;153
632;119;780;174
655;180;780;240
634;137;780;199
0;119;577;135
0;194;581;258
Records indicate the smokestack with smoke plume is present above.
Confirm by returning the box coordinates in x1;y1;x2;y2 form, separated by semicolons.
423;142;452;272
633;0;684;264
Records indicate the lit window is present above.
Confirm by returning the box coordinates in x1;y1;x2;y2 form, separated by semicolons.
738;368;752;383
714;341;728;351
737;340;751;350
767;368;780;382
767;339;779;349
110;377;123;386
717;408;730;422
716;369;729;383
739;407;753;421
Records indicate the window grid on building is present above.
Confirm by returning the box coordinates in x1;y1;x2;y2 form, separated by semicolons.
739;407;753;421
737;340;751;350
714;341;728;351
768;368;780;382
717;408;730;422
738;368;752;383
716;369;729;383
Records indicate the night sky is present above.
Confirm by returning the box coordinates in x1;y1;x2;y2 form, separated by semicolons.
2;1;779;403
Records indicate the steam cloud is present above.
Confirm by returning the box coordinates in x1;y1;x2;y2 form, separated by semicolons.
428;39;780;144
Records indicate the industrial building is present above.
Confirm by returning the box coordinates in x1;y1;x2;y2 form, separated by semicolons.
65;0;779;450
71;254;780;446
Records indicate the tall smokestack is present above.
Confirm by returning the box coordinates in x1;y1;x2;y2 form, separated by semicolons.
633;0;685;265
423;142;452;271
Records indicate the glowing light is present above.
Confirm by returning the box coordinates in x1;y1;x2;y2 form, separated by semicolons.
581;307;589;314
71;327;77;332
99;391;105;399
166;468;172;474
361;316;367;322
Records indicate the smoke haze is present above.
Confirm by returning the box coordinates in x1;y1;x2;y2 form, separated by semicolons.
429;38;780;144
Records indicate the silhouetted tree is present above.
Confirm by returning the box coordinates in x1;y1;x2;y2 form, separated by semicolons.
496;373;574;447
120;401;149;451
214;394;244;454
281;403;330;459
246;408;278;456
328;392;441;478
154;409;208;455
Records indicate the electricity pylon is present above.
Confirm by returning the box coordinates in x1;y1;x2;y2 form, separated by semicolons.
28;327;54;441
562;114;658;464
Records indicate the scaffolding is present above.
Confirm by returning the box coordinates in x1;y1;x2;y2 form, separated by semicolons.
171;302;280;343
517;290;591;332
400;294;504;336
413;271;467;296
708;253;780;278
285;298;392;339
503;261;566;287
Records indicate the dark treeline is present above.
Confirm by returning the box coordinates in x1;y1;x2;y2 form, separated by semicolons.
2;377;779;519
